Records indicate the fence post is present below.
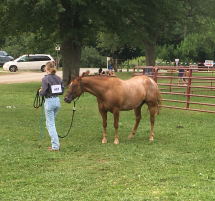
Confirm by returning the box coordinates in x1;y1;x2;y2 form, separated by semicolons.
154;67;158;83
169;70;173;92
186;68;192;109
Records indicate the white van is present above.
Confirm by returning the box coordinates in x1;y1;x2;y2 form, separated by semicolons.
3;54;55;72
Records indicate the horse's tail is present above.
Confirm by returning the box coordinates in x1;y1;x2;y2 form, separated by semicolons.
156;90;163;115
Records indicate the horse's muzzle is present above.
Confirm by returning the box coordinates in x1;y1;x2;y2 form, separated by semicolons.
64;96;72;103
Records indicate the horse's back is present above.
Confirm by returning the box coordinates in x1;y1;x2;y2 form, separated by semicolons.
124;75;158;94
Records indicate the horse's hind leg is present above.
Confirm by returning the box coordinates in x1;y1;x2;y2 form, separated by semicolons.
128;105;142;139
148;103;156;141
113;107;120;144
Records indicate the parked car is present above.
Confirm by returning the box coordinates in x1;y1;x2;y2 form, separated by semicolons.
0;51;14;65
3;54;55;72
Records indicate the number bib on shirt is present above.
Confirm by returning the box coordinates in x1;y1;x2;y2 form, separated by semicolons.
51;85;62;94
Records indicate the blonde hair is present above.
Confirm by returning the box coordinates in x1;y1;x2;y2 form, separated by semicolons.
45;62;56;75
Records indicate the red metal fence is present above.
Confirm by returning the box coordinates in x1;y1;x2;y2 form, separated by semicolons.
133;66;215;113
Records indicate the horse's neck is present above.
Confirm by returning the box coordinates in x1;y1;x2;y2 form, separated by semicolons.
82;77;109;98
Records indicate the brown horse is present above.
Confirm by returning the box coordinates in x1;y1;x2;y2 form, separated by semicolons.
64;75;162;144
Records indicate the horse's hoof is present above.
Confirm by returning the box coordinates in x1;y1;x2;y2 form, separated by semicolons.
149;138;154;141
102;139;107;143
128;134;134;138
114;139;119;144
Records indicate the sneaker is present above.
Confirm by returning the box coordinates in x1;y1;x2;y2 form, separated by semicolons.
47;147;60;151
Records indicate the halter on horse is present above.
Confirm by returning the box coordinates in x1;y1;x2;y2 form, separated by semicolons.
64;75;162;144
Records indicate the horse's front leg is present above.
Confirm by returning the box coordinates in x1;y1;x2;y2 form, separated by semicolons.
113;107;120;144
98;108;108;143
128;105;142;139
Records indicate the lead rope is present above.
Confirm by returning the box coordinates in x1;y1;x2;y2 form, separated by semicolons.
38;102;44;148
58;101;76;138
58;94;82;138
33;89;45;148
58;80;84;138
33;90;44;113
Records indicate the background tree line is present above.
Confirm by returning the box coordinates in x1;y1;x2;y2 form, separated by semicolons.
1;0;215;85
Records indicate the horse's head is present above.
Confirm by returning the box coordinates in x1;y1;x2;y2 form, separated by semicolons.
64;76;84;103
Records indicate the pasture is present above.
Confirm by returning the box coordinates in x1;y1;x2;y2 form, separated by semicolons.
1;72;215;200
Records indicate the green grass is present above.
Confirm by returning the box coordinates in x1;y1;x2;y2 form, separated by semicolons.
1;72;215;200
0;67;10;75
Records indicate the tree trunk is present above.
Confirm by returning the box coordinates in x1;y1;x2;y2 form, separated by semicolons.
61;40;82;86
144;40;156;66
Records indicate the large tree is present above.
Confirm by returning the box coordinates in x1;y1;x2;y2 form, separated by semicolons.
141;0;215;65
97;0;215;66
120;0;194;66
96;0;185;66
0;0;131;85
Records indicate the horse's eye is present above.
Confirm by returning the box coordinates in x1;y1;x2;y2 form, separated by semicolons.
72;84;76;88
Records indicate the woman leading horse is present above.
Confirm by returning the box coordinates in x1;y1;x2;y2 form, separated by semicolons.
64;75;162;144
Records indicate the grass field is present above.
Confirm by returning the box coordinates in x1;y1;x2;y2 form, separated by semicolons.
1;72;215;200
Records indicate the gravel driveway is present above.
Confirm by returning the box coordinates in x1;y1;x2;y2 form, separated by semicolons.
0;68;100;84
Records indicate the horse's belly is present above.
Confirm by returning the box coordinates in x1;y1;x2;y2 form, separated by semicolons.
120;97;144;111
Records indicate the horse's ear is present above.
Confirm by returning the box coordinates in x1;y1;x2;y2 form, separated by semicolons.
71;74;75;79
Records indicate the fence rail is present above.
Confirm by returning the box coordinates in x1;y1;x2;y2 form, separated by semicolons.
133;66;215;113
